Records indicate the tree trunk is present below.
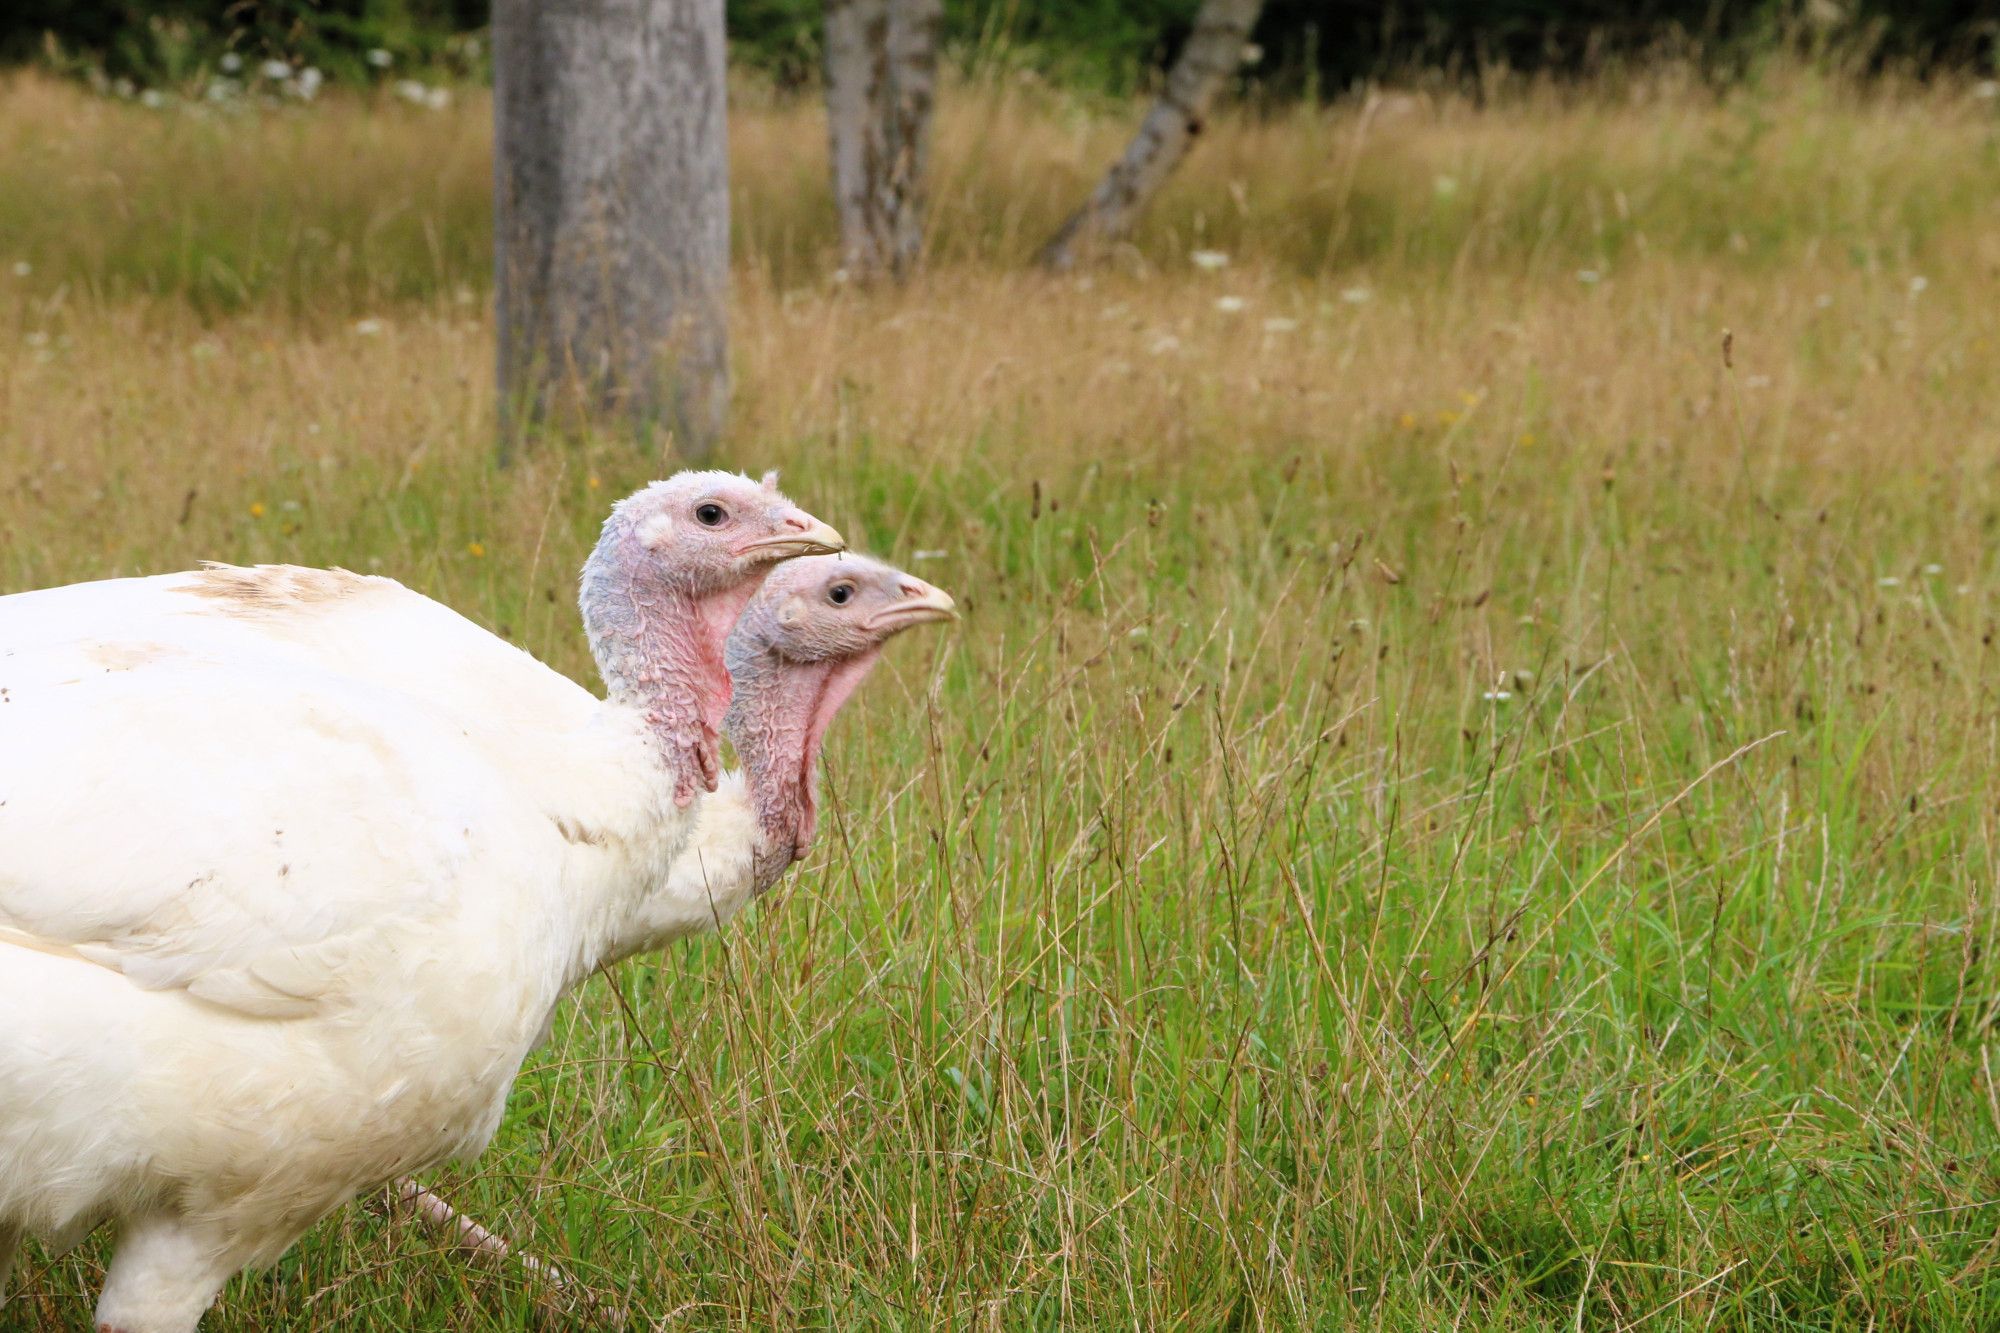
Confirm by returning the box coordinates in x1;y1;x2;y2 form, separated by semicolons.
493;0;729;459
1036;0;1264;272
824;0;940;282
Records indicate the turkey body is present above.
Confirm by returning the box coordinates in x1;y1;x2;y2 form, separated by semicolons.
0;567;756;1273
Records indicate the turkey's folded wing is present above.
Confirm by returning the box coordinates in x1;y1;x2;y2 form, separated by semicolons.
0;649;564;1020
0;565;603;752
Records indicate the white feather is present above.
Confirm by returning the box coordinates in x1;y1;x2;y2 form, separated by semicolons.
0;567;761;1289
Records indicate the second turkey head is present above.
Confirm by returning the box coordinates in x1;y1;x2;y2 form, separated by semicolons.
723;554;957;892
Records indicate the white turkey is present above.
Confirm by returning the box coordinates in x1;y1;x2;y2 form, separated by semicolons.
0;475;954;1331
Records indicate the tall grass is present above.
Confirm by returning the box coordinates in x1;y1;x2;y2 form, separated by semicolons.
5;64;2000;1328
4;64;1998;310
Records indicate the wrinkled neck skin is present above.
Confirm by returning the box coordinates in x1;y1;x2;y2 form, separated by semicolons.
724;643;884;896
580;518;764;804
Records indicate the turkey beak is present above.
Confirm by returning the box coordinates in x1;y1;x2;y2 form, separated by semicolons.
867;578;957;632
737;514;846;562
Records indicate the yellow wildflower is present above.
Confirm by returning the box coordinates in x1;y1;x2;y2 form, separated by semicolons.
467;541;486;558
248;502;266;519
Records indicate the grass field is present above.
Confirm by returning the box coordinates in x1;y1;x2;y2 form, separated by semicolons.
6;62;2000;1329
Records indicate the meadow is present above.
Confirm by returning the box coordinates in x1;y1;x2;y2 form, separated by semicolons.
5;60;2000;1329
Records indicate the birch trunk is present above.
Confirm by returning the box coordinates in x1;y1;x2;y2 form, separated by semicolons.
825;0;940;282
493;0;729;459
1036;0;1264;272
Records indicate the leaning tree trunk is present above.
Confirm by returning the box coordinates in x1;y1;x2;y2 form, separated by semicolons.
493;0;729;459
824;0;941;283
1036;0;1264;272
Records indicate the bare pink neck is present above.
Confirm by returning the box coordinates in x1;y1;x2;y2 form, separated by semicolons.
581;523;764;805
725;645;883;894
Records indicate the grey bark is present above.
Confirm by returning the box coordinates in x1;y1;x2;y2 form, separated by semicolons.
1036;0;1264;272
824;0;941;282
494;0;729;458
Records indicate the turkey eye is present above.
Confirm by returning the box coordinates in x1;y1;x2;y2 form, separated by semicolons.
695;503;726;527
828;583;854;606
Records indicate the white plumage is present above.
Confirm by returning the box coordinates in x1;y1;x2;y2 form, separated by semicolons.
0;472;878;1331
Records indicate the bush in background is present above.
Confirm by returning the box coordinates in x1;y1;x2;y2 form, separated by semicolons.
2;0;1994;97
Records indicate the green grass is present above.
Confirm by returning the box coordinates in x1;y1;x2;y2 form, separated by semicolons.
6;63;2000;1329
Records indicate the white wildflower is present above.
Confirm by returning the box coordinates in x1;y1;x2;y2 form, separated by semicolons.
1433;175;1459;198
11;261;29;278
1190;250;1230;271
140;89;165;109
367;48;395;69
353;318;385;337
911;549;949;561
260;60;292;81
1909;275;1929;295
294;67;323;100
1976;80;1998;100
1262;317;1298;333
1214;295;1246;313
1340;286;1372;304
219;53;243;74
1577;268;1602;284
1877;576;1901;587
1923;563;1944;575
1148;334;1181;356
1482;690;1512;702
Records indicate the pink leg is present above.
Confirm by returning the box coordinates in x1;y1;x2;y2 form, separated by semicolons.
386;1179;570;1284
380;1178;623;1326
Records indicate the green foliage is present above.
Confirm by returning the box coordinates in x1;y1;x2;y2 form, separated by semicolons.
732;1;2000;98
2;1;1994;96
4;0;485;89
